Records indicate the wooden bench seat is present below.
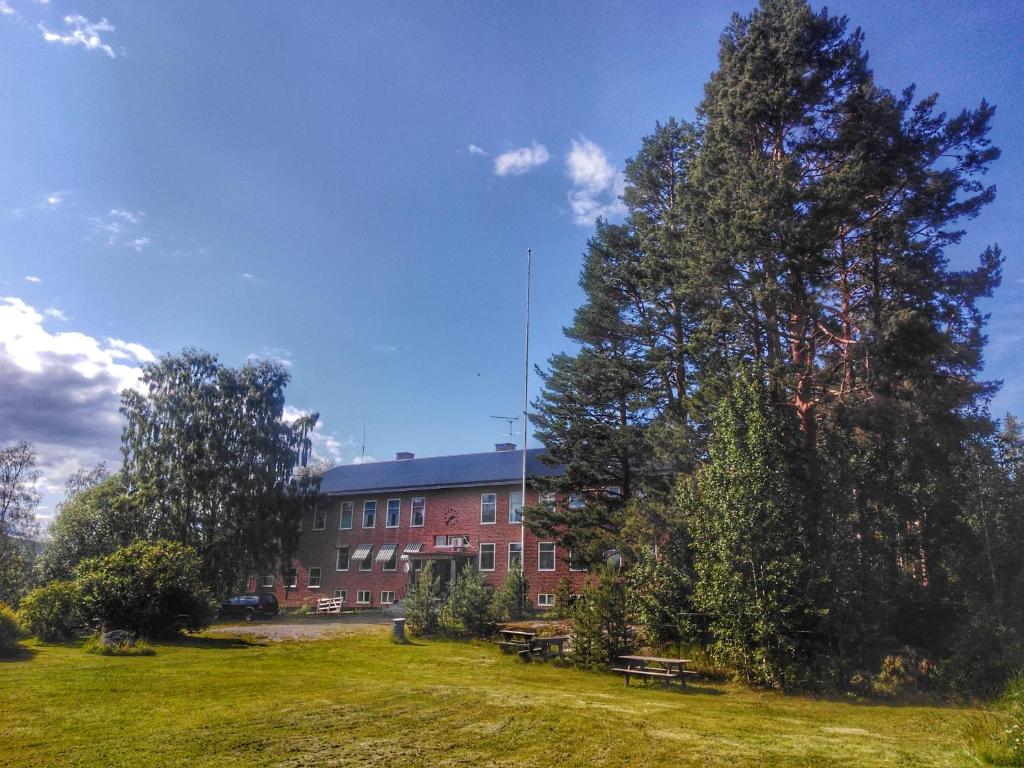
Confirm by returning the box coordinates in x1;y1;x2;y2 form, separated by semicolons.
611;667;679;679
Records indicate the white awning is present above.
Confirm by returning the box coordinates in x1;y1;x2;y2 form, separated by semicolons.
375;543;397;563
351;544;372;561
403;542;423;554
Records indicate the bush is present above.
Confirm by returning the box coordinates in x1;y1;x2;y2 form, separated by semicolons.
966;672;1024;765
570;564;631;669
0;603;22;656
404;562;441;636
626;545;693;650
439;565;494;638
491;566;529;622
18;581;84;641
77;540;214;637
553;577;574;619
84;633;155;656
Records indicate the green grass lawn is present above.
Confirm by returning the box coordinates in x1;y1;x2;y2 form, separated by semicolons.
0;626;995;767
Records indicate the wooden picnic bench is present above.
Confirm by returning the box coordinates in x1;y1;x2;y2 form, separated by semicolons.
527;635;570;660
496;628;536;653
316;597;344;614
612;655;696;686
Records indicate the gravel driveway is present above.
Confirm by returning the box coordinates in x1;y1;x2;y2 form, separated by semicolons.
203;612;394;642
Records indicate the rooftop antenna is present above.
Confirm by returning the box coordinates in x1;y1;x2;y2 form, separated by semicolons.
490;415;520;443
360;411;366;463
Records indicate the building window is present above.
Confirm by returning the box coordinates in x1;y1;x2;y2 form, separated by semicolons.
313;506;327;530
336;546;349;572
479;543;495;571
480;493;497;524
356;590;371;605
509;491;523;523
359;546;373;571
380;591;396;605
362;500;376;528
508;542;523;569
538;542;556;571
339;502;354;530
382;547;398;571
537;593;554;608
260;574;274;588
569;550;588;572
308;567;322;589
333;589;347;602
285;569;297;588
386;499;401;528
539;492;555;509
434;534;447;546
411;497;425;527
568;494;585;510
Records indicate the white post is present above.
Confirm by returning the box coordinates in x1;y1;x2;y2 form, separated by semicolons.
521;248;531;560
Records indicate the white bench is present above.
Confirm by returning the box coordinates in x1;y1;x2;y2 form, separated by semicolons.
316;597;344;614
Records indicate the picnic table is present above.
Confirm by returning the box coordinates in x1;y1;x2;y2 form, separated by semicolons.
496;629;536;653
527;635;570;660
612;655;696;686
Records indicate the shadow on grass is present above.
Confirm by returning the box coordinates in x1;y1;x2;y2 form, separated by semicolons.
163;634;266;650
0;645;38;662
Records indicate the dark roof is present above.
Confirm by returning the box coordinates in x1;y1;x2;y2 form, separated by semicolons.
319;448;562;495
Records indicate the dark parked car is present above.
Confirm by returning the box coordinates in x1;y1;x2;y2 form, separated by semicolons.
217;593;279;621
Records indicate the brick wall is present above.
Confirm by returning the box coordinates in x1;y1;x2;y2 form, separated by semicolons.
261;483;591;610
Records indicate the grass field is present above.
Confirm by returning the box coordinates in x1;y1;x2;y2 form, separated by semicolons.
0;624;997;767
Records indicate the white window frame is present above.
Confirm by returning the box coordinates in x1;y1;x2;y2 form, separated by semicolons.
339;501;354;530
386;498;401;528
538;542;556;571
356;590;371;605
509;491;523;524
358;545;373;571
336;545;350;572
261;574;275;588
382;547;398;572
333;589;347;602
508;542;523;570
308;567;322;589
362;500;377;529
380;591;396;605
479;543;495;571
537;593;554;607
480;492;497;524
312;506;327;531
410;497;426;527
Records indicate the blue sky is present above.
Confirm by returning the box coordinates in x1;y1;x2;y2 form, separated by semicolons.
1;0;1022;518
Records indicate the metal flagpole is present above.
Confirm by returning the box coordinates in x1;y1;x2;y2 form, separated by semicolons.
521;248;531;559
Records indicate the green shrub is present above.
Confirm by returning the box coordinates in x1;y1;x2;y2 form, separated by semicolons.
966;672;1024;765
0;603;22;656
553;577;574;619
404;562;441;636
626;545;693;650
570;564;631;669
18;581;84;641
77;540;214;637
439;565;494;638
84;634;155;656
491;566;529;622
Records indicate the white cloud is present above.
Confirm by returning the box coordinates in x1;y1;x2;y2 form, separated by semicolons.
247;346;292;367
109;208;140;224
0;297;154;522
128;236;151;252
566;138;627;225
43;307;68;321
25;275;42;284
39;14;116;58
9;191;68;218
494;142;550;176
90;209;152;251
351;455;377;465
0;1;15;17
468;144;487;156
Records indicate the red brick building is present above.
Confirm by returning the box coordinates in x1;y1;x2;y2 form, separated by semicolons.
262;445;590;610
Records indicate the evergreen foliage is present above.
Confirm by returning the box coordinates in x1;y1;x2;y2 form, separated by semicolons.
570;564;631;669
439;565;494;638
76;540;214;637
553;576;574;619
490;565;529;622
404;562;442;636
625;538;693;651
